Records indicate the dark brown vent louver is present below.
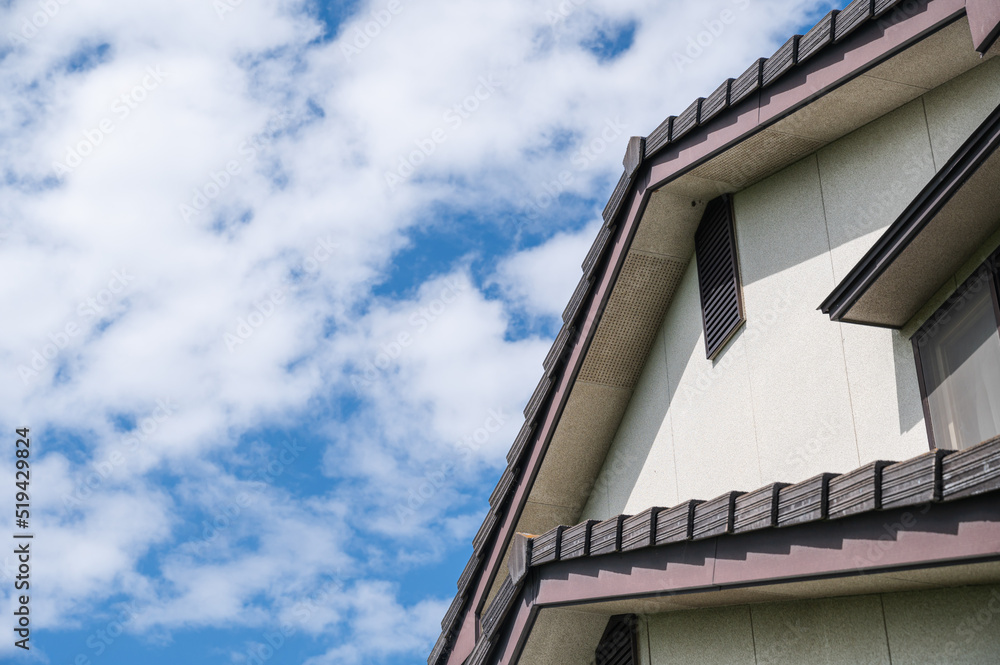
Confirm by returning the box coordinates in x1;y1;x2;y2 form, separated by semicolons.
595;615;637;665
695;195;744;359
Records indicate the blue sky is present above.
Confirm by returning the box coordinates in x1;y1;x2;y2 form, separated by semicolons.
0;0;834;663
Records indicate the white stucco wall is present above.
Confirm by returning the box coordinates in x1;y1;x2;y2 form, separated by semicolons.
581;56;1000;520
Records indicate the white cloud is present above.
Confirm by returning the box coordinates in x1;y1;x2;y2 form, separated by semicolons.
494;219;603;321
0;0;836;660
302;581;448;665
323;270;548;541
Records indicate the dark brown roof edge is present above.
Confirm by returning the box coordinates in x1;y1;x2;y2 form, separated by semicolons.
475;436;1000;665
819;97;1000;322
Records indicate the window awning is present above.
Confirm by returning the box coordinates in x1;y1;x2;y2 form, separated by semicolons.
819;99;1000;328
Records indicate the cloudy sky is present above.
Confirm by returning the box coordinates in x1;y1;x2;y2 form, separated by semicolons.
0;0;835;662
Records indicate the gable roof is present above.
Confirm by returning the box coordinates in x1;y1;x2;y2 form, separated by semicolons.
430;3;998;664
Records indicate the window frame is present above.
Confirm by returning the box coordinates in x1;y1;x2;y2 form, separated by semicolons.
911;248;1000;450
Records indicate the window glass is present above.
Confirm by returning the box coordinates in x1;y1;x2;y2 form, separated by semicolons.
916;271;1000;450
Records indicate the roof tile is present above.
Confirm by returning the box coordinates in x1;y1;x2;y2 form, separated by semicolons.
693;491;742;539
560;519;598;559
835;0;873;42
582;226;613;279
777;472;837;526
488;466;517;511
873;0;903;18
622;507;664;551
505;420;535;466
942;435;1000;501
700;79;732;124
590;514;628;555
671;97;703;141
655;500;701;544
456;552;480;596
882;449;951;509
530;525;564;565
473;510;498;555
734;483;787;533
523;375;553;421
645;116;674;156
799;10;838;64
481;576;517;637
762;35;800;87
562;275;593;325
602;171;632;225
828;460;893;519
730;58;765;106
440;592;466;631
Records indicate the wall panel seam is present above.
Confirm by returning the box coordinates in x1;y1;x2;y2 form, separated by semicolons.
741;335;766;488
731;210;766;489
814;153;864;467
659;322;681;508
879;593;895;665
920;96;939;173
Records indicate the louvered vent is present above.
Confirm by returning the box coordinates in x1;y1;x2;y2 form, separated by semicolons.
695;195;744;359
595;615;637;665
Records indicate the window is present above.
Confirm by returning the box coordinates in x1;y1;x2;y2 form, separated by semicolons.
695;195;744;359
913;254;1000;450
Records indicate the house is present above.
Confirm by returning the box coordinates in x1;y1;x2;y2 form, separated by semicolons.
430;1;1000;663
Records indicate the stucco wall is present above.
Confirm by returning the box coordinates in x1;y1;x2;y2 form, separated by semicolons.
581;56;1000;520
637;585;1000;665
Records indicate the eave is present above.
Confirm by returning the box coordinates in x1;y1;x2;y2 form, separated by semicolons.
819;97;1000;327
478;437;1000;665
